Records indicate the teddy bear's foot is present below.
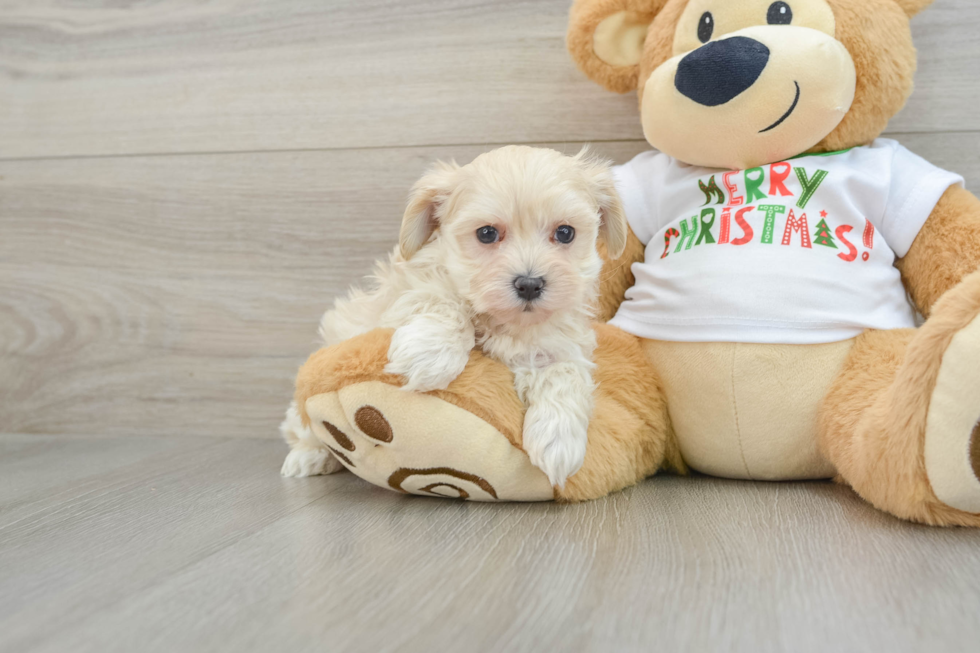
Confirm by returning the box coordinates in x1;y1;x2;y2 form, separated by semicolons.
924;310;980;513
292;326;677;503
292;328;555;501
302;381;554;501
821;269;980;526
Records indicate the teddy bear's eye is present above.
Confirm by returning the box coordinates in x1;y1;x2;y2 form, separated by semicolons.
697;12;714;43
767;2;793;25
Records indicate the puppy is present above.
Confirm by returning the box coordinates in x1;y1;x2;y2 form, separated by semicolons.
281;145;627;487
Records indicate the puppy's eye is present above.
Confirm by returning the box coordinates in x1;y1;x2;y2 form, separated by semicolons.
697;12;714;43
476;225;499;244
554;225;575;244
767;2;792;25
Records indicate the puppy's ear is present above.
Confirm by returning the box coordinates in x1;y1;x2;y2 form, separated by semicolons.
892;0;935;17
399;160;461;259
597;178;629;260
576;149;629;260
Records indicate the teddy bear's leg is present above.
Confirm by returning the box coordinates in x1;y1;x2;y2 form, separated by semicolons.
819;269;980;526
292;325;678;502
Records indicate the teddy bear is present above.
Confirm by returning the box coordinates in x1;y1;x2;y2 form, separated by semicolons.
288;0;980;526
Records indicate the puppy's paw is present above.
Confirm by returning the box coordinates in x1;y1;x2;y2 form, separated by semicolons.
281;447;345;477
522;403;588;489
279;401;311;447
384;321;471;392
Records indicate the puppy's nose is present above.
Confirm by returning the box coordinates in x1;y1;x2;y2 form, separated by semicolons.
513;276;545;301
675;36;770;107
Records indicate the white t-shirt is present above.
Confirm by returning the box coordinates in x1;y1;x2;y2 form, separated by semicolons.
609;139;963;344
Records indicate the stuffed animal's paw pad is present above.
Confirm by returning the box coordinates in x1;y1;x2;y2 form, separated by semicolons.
353;405;393;443
971;423;980;483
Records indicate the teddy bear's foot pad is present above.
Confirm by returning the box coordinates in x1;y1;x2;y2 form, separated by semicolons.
925;313;980;513
971;425;980;484
304;381;554;502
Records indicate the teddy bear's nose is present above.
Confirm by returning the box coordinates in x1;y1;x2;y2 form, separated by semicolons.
674;36;771;107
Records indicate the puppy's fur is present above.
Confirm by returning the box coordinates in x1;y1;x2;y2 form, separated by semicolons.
281;145;627;487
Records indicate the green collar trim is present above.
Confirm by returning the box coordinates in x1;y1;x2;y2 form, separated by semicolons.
789;147;856;160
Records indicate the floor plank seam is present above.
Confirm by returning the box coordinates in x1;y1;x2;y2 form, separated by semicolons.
1;130;976;163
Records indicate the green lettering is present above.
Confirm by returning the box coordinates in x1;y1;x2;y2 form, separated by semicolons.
674;216;699;252
699;176;726;206
696;208;716;245
745;168;768;203
756;204;786;244
813;218;838;248
795;168;829;209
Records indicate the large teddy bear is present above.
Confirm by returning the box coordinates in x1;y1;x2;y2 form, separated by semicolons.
289;0;980;526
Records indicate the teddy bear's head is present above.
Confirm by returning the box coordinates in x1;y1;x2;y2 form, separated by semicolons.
568;0;932;170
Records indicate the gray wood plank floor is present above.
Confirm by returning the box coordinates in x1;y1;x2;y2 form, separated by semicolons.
1;434;978;653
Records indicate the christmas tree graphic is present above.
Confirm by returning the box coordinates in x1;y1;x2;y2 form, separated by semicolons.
813;218;837;248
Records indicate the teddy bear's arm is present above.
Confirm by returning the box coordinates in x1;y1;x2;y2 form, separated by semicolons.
897;185;980;317
595;225;646;322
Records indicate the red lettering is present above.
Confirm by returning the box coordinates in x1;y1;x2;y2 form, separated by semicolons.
724;171;744;207
731;206;755;246
719;207;732;244
863;220;875;249
836;225;858;262
769;162;794;197
781;209;812;248
661;227;680;259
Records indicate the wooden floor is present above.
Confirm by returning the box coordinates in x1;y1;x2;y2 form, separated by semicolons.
2;1;980;651
1;433;978;653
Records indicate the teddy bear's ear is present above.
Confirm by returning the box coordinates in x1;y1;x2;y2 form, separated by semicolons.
567;0;671;93
892;0;935;17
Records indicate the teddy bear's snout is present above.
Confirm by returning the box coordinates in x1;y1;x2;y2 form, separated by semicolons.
674;36;771;107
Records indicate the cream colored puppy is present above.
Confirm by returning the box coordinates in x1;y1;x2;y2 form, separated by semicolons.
281;145;627;487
